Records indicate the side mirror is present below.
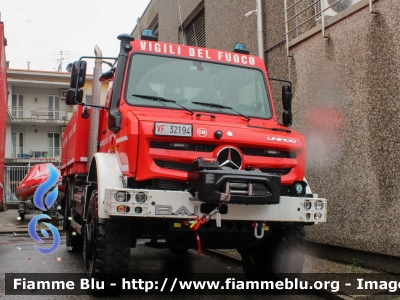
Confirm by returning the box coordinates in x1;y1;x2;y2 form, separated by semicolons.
282;85;292;111
65;89;83;105
282;111;292;127
70;61;87;88
99;68;116;82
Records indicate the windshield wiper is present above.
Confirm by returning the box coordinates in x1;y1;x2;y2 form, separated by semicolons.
132;94;194;115
191;101;250;121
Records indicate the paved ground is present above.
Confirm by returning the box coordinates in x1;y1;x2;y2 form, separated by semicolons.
0;233;326;300
0;208;399;299
0;207;63;234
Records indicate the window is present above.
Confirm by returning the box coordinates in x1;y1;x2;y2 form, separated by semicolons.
11;132;24;158
48;133;60;157
126;54;272;120
149;14;159;37
48;95;60;119
184;8;205;47
152;23;159;37
11;94;23;118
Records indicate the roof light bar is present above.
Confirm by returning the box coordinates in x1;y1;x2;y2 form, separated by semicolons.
141;29;158;41
233;43;250;54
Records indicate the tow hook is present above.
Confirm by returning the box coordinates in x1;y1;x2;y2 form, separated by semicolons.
253;221;265;239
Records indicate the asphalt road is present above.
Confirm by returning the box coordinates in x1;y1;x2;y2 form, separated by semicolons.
0;233;326;299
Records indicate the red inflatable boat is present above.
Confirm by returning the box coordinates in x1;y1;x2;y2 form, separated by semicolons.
15;163;64;202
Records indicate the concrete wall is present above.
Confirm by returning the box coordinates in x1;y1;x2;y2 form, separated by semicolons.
265;0;400;256
130;0;400;257
302;2;399;256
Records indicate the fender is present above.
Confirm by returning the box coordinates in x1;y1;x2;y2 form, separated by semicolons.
304;177;313;195
87;153;123;219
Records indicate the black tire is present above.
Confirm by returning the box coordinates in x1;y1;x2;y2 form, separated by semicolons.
65;178;83;252
84;189;131;282
18;213;25;221
241;224;305;280
272;225;306;275
169;247;189;253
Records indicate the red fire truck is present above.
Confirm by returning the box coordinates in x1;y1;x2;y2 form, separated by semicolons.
61;31;327;280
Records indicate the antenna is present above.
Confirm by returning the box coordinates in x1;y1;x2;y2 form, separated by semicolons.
51;50;70;72
178;2;185;45
137;18;141;39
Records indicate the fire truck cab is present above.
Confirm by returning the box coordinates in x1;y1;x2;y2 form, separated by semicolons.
61;31;327;281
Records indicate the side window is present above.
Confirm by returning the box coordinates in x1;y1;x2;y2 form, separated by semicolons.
11;94;24;118
11;132;24;158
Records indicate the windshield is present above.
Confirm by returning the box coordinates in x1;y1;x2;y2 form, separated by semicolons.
125;54;272;119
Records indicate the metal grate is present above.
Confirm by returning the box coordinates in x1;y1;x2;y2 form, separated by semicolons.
260;168;292;176
158;179;188;191
150;141;217;152
239;147;296;159
155;159;292;177
315;0;322;18
154;160;193;172
4;166;29;203
184;8;205;47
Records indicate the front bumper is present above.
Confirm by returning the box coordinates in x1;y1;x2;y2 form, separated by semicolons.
104;188;327;223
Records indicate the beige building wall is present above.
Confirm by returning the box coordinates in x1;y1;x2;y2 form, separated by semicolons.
131;0;400;257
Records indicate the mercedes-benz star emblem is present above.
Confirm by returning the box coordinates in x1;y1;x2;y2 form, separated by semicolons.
217;147;242;169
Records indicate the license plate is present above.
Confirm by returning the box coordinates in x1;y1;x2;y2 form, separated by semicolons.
154;123;192;137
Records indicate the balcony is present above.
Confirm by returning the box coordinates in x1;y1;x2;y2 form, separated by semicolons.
6;147;61;164
8;106;74;124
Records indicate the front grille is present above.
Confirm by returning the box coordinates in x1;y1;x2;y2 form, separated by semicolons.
240;147;296;159
154;160;193;171
155;159;291;176
260;168;292;176
158;179;188;190
150;142;217;152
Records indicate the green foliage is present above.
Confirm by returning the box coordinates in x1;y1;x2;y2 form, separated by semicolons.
349;258;363;270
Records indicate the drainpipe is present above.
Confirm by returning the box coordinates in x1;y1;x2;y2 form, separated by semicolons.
87;45;102;171
0;182;4;211
256;0;265;61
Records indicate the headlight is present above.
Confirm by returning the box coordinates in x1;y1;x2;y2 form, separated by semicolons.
115;192;127;202
304;200;312;210
314;212;322;220
293;182;305;196
134;207;143;214
135;192;146;204
117;205;130;213
315;200;324;210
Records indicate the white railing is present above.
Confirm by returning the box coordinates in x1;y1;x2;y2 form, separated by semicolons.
10;147;61;159
8;106;74;121
284;0;375;56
